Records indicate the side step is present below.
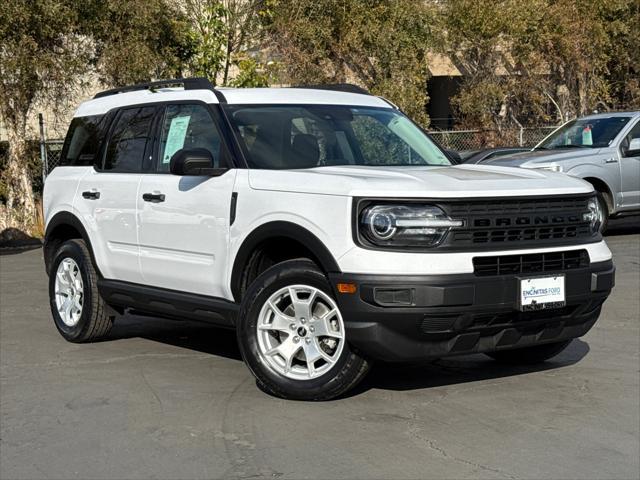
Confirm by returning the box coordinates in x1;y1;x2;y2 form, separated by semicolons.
98;279;238;327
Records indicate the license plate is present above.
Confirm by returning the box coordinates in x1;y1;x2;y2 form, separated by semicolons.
519;275;565;311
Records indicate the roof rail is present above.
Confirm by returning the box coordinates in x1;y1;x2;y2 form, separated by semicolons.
93;77;214;99
292;83;370;95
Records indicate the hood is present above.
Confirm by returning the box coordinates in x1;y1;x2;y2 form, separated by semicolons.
248;164;593;198
484;148;603;168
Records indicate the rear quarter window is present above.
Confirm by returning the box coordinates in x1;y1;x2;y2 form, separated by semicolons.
59;115;107;167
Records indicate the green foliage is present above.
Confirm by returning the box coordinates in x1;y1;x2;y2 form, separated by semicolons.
600;0;640;109
439;0;640;129
0;142;42;204
0;0;91;127
76;0;194;86
229;56;276;88
265;0;435;126
184;0;228;85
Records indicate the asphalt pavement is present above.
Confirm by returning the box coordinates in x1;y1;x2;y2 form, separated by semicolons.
1;218;638;479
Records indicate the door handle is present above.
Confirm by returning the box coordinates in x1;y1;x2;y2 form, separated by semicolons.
82;190;100;200
142;192;166;203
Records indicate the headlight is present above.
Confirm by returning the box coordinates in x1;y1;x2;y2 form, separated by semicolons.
529;163;563;172
359;204;463;248
583;196;602;234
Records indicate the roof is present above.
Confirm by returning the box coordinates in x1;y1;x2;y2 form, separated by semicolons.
74;86;390;117
578;111;640;120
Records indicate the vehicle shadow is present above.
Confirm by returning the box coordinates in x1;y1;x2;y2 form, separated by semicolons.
107;313;590;397
605;215;640;236
108;314;243;361
346;339;590;397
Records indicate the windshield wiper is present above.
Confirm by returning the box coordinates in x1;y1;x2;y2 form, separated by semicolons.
544;144;593;150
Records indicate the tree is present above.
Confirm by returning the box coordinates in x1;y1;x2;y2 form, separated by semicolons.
221;0;265;85
511;0;612;121
182;0;266;86
0;0;195;235
436;0;516;131
78;0;194;86
601;0;640;110
0;0;92;233
264;0;435;125
439;0;636;130
182;0;228;84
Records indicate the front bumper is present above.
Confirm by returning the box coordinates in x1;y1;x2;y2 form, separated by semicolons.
329;260;615;362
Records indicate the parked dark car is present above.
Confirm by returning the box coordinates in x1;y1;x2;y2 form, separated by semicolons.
462;147;531;164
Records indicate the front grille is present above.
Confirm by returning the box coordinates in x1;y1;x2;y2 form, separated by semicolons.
473;249;590;276
442;195;596;248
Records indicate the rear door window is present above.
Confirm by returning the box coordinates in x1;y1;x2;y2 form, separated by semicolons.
59;115;107;167
103;106;157;172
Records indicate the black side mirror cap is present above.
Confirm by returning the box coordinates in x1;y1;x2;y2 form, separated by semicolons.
169;148;228;176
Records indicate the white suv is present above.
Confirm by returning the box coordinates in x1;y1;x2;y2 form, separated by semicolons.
43;78;615;400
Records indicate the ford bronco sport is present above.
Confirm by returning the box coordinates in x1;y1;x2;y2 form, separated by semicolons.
43;78;615;400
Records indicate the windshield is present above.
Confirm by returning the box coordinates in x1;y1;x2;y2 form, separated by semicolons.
223;105;451;169
537;116;631;150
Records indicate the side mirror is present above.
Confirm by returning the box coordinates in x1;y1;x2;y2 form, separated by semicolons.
625;137;640;157
446;149;462;164
169;148;227;176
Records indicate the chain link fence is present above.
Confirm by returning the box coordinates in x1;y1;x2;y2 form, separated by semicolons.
428;126;558;152
41;140;65;177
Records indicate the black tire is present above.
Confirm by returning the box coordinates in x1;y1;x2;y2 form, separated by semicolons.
236;259;370;400
48;239;114;342
596;192;609;234
485;340;572;365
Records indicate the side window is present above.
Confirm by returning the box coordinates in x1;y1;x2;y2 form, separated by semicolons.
158;104;222;172
103;106;156;172
624;121;640;156
59;115;106;167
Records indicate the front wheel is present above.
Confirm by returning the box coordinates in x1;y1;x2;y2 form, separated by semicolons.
48;239;114;342
237;259;370;400
485;340;572;365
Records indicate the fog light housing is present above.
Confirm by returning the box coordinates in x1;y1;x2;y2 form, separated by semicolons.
373;288;414;306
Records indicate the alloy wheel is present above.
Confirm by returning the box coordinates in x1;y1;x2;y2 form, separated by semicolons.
256;284;345;380
54;258;84;327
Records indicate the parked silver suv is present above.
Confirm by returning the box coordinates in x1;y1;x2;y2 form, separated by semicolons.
484;112;640;231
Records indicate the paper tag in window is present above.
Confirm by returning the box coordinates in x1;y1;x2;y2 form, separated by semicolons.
163;116;191;164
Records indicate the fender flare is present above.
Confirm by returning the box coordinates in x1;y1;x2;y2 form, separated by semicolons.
230;221;341;300
565;165;616;194
44;211;99;275
566;165;617;211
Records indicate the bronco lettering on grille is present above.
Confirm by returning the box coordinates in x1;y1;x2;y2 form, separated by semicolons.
474;215;581;227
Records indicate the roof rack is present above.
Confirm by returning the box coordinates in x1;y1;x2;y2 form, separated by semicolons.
292;83;371;95
93;77;214;99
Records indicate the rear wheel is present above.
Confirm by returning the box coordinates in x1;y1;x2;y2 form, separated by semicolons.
485;340;572;365
48;239;114;342
237;259;370;400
